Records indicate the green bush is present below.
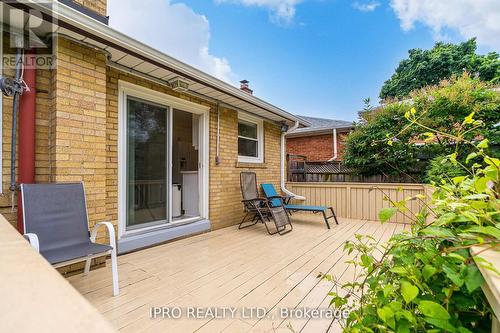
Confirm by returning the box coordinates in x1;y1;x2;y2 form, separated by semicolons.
425;156;467;184
325;112;500;332
343;73;500;180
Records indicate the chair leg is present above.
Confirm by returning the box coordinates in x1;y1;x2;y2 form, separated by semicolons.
110;248;119;296
278;222;293;235
330;207;339;225
239;212;260;229
84;257;91;275
322;210;331;229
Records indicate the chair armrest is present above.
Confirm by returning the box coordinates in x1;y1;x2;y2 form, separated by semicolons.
281;195;294;204
23;233;40;252
90;222;117;250
267;195;284;200
241;198;268;203
266;195;286;207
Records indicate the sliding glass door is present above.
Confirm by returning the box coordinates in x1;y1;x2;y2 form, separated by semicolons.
126;97;169;230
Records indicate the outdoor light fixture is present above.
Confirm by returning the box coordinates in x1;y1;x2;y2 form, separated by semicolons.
280;122;290;133
168;77;190;92
0;76;23;97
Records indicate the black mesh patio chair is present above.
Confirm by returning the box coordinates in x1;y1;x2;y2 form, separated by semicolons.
239;172;292;235
21;183;119;296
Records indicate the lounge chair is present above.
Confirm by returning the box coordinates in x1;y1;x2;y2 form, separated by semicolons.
261;183;339;229
240;172;293;235
21;183;119;296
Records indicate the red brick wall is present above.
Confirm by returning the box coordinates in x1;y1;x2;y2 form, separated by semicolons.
336;132;349;161
287;134;333;162
286;132;350;162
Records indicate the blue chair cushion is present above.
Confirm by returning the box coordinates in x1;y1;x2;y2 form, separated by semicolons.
261;183;282;207
284;205;327;212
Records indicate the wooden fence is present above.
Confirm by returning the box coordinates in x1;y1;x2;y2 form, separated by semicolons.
287;182;430;223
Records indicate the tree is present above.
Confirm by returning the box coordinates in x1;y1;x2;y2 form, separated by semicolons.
344;74;500;179
380;39;500;100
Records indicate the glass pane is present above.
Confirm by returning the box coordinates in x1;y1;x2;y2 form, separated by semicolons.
238;121;257;139
127;97;168;230
238;137;258;157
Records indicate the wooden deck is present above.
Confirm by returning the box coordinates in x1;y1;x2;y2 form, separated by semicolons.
69;215;409;333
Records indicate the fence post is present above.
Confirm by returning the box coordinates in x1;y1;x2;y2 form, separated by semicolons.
346;185;352;219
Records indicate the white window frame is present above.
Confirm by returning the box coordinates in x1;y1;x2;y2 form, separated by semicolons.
117;80;210;239
237;112;264;163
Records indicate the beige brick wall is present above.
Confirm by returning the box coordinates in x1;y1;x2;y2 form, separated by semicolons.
50;37;108;239
105;68;283;231
72;0;107;16
51;37;108;274
1;35;282;267
209;108;282;229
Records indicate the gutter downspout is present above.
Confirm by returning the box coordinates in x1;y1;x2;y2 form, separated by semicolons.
327;128;338;162
281;121;305;201
215;102;221;165
17;51;36;233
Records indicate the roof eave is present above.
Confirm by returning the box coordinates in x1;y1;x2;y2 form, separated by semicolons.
286;126;354;137
18;0;310;127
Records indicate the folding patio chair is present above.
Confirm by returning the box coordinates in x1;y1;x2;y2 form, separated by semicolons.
21;183;119;296
240;172;293;235
261;183;339;229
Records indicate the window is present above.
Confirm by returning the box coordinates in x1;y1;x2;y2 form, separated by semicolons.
238;113;263;163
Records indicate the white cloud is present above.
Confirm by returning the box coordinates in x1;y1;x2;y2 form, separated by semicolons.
215;0;303;25
108;0;235;83
390;0;500;50
353;1;380;12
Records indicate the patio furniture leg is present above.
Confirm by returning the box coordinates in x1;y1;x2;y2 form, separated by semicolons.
89;222;120;296
110;244;119;296
330;207;339;225
262;221;292;236
322;210;331;229
278;222;293;235
84;256;91;275
239;211;259;229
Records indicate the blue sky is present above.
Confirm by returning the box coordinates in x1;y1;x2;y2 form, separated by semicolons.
109;0;500;121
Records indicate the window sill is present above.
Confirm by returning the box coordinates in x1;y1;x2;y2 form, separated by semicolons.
235;161;267;169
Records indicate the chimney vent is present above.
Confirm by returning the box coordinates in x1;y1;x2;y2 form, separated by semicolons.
240;80;253;95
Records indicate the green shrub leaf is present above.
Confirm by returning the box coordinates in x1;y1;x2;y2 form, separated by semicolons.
422;265;438;281
379;207;398;223
418;301;450;320
401;281;419;303
464;265;484;292
377;306;396;329
424;317;456;332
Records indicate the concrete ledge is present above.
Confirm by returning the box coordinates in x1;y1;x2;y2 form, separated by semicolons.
118;219;211;254
0;214;115;332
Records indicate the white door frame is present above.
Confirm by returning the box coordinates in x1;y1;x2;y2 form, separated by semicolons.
117;80;210;239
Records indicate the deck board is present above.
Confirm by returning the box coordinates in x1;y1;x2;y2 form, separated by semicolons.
68;214;409;333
